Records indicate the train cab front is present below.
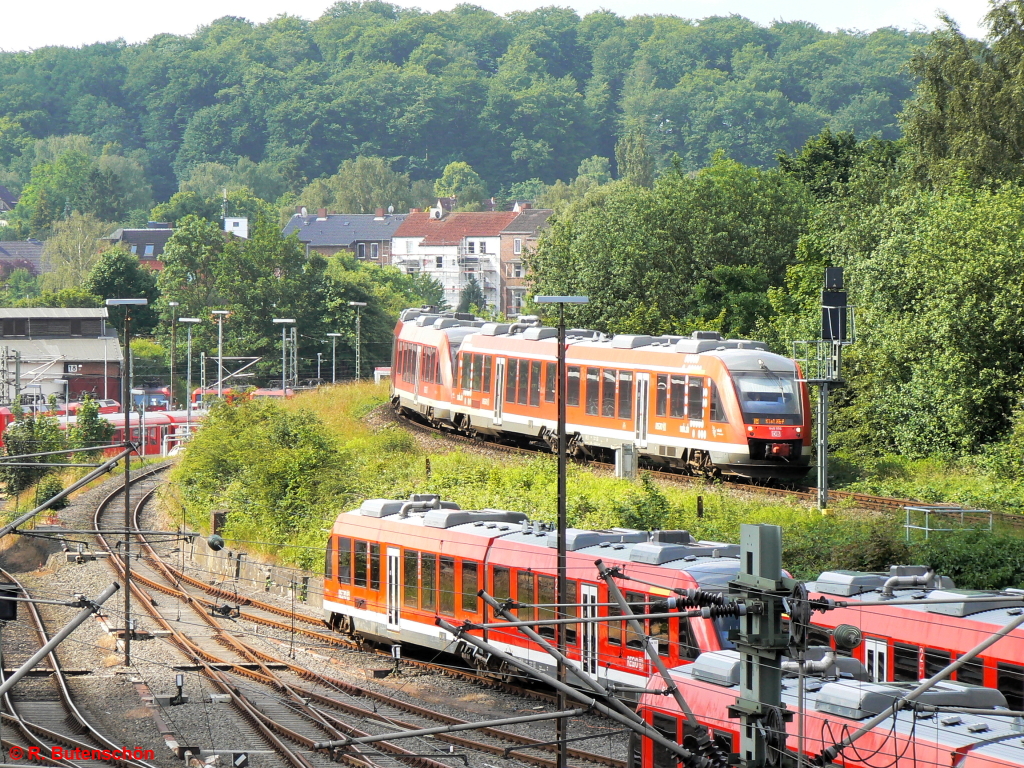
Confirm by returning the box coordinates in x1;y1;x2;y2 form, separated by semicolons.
716;361;811;482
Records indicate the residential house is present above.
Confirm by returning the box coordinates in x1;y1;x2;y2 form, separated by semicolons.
498;206;553;316
282;208;407;263
0;308;122;402
0;185;16;213
392;204;520;311
0;240;45;279
103;222;175;270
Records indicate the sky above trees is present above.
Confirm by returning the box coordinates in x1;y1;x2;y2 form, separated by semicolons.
2;0;989;51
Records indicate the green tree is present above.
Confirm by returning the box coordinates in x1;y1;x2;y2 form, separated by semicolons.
0;412;65;492
84;248;160;333
615;125;654;187
40;212;111;292
434;162;487;210
457;274;487;312
68;394;114;456
327;156;413;213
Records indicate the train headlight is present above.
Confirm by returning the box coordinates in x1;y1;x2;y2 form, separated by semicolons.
747;426;754;434
796;427;802;436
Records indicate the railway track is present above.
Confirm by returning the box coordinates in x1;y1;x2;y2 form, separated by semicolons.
0;567;159;767
391;409;966;514
91;465;626;768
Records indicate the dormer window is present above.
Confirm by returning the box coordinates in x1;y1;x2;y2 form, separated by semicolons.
144;244;155;257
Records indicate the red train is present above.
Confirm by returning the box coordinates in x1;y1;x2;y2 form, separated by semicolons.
49;410;201;457
132;385;172;412
323;494;743;689
805;567;1024;712
392;309;812;481
636;650;1024;768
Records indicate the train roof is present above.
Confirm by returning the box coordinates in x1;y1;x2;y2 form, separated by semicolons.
398;308;796;373
657;653;1024;764
808;567;1024;632
339;495;742;590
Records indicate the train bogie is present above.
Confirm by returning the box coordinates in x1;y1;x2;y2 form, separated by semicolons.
391;309;811;482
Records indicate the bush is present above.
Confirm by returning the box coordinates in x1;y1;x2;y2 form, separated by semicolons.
911;530;1024;590
36;474;68;509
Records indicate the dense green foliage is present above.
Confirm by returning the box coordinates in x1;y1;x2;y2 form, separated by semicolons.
0;6;926;212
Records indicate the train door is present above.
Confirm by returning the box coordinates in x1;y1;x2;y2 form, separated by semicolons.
864;637;887;682
386;547;401;631
581;583;599;675
634;374;650;448
493;358;506;426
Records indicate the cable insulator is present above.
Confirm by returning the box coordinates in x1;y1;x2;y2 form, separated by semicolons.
699;604;747;619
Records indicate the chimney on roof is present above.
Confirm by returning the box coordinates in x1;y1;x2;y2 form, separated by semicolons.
317;208;328;220
374;207;385;219
410;208;421;213
520;203;531;210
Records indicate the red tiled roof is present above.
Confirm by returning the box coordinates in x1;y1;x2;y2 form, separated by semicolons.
393;211;519;245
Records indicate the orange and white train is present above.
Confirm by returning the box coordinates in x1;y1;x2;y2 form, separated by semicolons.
392;308;811;481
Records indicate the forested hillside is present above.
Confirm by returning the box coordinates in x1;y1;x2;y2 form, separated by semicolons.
0;2;926;209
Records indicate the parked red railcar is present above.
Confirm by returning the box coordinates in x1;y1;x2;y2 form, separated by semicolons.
636;650;1024;768
392;308;811;481
804;567;1024;712
54;410;201;457
323;494;743;690
133;385;172;412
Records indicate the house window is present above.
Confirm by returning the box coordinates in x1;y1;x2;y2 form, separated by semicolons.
435;256;443;269
405;239;413;254
357;243;366;259
144;244;155;256
513;262;523;278
129;245;138;255
370;243;379;259
70;320;82;336
514;238;522;255
467;241;475;254
479;240;487;254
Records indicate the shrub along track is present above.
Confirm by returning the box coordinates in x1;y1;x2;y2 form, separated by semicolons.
93;464;625;768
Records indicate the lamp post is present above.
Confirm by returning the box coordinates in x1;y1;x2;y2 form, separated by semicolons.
167;302;178;408
179;319;201;428
131;388;146;457
348;301;367;380
105;297;149;668
273;319;295;393
534;295;588;768
317;352;323;382
327;333;342;384
212;310;230;399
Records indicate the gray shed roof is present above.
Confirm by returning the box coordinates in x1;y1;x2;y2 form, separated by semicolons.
1;337;122;364
282;213;407;247
0;308;108;319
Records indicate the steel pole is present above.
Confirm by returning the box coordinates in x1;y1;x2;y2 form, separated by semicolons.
332;336;337;384
355;307;362;381
169;314;177;408
817;381;829;509
281;325;287;394
217;314;224;399
186;326;192;427
556;302;567;768
122;309;132;667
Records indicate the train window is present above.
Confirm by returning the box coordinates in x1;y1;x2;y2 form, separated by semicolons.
324;538;333;580
483;356;492;393
471;354;482;391
530;361;542;406
712;731;734;757
493;566;511;601
670;375;686;418
586;368;600;415
517;572;534;622
506;359;518;404
998;663;1024;711
625;591;645;649
676;617;700;661
517;360;529;405
462;562;479;613
652;713;678;768
354;541;368;588
957;656;985;686
618;371;633;419
567;367;581;407
545;362;555;403
649;614;669;657
370;543;381;590
687;376;704;419
537;575;556;639
602;370;616;417
709;382;726;422
439;556;456;616
421;348;432;383
403;550;419;608
656;374;668;417
404;343;415;384
893;643;920;682
607;603;622;646
924;648;950;678
337;538;351;585
566;580;578;645
421;554;437;611
460;353;471;389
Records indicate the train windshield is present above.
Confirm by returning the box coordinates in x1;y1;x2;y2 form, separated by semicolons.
732;371;801;425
